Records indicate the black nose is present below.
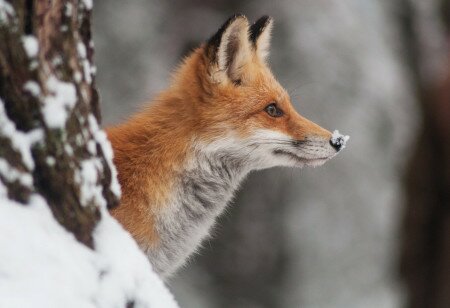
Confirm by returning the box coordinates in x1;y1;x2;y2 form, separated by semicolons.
329;137;343;151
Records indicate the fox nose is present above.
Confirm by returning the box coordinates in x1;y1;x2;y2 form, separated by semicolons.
329;137;344;151
329;130;350;152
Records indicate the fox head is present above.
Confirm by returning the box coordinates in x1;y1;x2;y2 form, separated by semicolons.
169;14;348;170
108;14;349;276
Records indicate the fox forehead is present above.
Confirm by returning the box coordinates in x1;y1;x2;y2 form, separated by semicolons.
168;15;329;142
191;65;303;141
210;68;291;111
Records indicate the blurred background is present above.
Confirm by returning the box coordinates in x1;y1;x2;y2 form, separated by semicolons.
93;1;450;307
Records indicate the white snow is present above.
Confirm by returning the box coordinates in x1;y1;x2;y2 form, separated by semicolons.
29;60;38;70
0;195;99;308
83;0;93;10
75;158;106;208
65;3;73;17
64;144;74;156
0;0;14;24
23;81;41;97
52;56;63;66
0;195;178;308
87;139;97;154
74;71;82;83
93;209;178;307
0;100;43;169
42;76;77;129
88;114;121;198
77;42;87;58
331;130;350;150
46;156;56;166
0;158;33;187
77;42;93;84
22;35;39;58
82;57;92;83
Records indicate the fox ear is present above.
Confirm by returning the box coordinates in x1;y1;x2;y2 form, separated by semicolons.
206;14;251;84
250;16;273;61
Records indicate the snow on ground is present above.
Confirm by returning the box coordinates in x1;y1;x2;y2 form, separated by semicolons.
0;194;178;308
94;209;177;308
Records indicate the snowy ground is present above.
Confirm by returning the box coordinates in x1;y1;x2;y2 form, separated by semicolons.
0;194;178;308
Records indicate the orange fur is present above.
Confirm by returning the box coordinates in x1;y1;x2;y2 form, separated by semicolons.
107;18;332;252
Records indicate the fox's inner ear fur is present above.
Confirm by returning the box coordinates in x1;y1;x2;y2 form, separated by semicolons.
250;15;273;61
206;14;251;84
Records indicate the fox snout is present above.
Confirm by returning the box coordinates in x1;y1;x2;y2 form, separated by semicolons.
242;126;348;170
329;131;349;152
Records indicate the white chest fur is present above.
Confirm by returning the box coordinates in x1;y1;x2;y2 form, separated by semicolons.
144;153;248;278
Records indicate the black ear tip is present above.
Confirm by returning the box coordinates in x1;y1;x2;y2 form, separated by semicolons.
250;15;273;44
257;15;273;24
207;14;248;61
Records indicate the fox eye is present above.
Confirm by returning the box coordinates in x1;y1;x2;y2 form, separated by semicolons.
265;103;283;117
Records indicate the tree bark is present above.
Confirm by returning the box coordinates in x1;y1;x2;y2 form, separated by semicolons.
0;0;118;247
401;53;450;308
0;2;179;307
400;1;450;307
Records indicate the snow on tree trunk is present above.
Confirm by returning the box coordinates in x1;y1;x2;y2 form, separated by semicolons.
0;1;178;307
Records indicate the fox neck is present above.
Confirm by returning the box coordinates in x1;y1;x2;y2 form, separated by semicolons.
147;139;251;277
109;92;253;278
109;49;266;277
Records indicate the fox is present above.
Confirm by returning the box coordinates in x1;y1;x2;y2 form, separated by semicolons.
107;14;349;278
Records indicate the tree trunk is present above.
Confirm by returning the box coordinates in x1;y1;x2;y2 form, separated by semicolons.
400;0;450;307
401;54;450;308
0;0;117;246
0;1;177;307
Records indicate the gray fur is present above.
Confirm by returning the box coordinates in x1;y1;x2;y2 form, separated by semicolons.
141;131;339;278
145;152;249;278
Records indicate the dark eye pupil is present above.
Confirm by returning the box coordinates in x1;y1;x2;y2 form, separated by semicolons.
265;103;283;117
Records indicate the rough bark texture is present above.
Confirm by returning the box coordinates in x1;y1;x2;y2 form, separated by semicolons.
400;0;450;307
0;0;118;247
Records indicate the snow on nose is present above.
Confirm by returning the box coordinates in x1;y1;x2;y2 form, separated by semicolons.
330;130;350;151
